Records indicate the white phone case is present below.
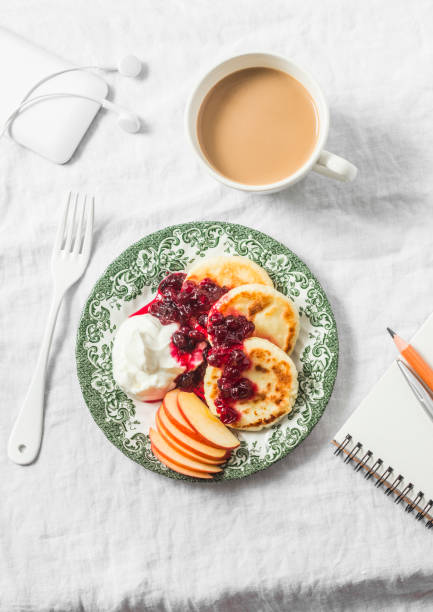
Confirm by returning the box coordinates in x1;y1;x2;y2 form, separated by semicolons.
0;27;108;163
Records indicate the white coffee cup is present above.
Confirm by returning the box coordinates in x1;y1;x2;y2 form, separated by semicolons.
185;52;357;194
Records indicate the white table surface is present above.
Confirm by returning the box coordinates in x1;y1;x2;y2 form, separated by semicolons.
1;1;433;610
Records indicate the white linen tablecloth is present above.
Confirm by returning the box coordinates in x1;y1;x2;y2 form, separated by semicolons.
1;1;433;610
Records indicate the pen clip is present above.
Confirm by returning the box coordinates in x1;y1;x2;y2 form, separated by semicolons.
396;359;433;419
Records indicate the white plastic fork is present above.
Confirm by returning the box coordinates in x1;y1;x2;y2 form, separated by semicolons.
8;192;94;465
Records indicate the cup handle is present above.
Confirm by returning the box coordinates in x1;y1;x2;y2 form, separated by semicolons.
313;150;357;182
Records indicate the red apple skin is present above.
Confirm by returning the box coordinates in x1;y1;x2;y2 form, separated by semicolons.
177;391;240;451
149;427;222;474
151;444;212;479
156;409;226;466
159;405;227;460
163;389;202;440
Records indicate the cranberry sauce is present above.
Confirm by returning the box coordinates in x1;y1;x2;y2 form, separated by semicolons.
175;361;207;396
207;313;256;424
130;272;256;423
129;295;160;317
131;272;228;390
149;274;227;325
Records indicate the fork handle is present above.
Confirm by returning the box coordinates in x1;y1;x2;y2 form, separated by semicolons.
8;290;64;465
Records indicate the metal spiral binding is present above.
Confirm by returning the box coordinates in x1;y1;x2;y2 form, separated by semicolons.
354;450;372;473
375;466;393;489
365;457;383;481
385;475;403;496
334;434;351;456
406;491;423;514
344;442;361;464
416;499;433;521
395;483;413;505
333;434;433;529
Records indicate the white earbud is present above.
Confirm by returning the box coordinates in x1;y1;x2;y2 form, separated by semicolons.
1;55;143;138
118;54;142;78
117;113;141;133
102;99;141;133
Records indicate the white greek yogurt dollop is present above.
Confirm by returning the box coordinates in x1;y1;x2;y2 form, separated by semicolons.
112;314;185;402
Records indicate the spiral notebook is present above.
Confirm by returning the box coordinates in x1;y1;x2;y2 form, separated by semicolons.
332;312;433;527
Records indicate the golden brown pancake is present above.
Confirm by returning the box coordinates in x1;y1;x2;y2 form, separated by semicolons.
210;283;299;354
185;255;273;289
204;337;298;431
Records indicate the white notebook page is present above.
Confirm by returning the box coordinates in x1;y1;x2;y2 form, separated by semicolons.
333;312;433;501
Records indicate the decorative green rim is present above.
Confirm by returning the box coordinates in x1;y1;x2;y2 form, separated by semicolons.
76;222;338;482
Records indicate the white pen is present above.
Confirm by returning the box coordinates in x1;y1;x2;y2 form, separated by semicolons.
396;359;433;422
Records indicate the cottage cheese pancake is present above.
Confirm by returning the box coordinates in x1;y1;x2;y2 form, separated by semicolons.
210;284;299;354
185;255;273;289
204;337;298;431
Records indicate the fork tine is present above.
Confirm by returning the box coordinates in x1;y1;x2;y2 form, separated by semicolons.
73;194;87;254
54;192;71;252
64;193;78;252
81;195;94;258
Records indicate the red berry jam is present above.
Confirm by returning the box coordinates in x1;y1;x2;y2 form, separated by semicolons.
214;398;240;425
131;272;256;423
148;273;228;327
175;361;207;392
207;314;256;424
208;312;255;346
132;273;228;392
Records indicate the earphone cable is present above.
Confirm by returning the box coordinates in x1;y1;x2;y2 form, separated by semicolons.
2;92;110;138
1;56;142;139
19;66;117;105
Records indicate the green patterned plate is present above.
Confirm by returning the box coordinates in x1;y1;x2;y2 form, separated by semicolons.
76;222;338;481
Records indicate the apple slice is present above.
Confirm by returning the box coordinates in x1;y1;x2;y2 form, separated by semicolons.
159;405;227;461
163;389;200;439
149;428;222;474
151;444;212;479
177;391;240;450
156;409;226;466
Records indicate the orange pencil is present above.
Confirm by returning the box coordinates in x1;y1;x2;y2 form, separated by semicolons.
387;327;433;393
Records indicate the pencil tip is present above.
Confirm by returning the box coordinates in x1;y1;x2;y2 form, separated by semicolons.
387;327;396;338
